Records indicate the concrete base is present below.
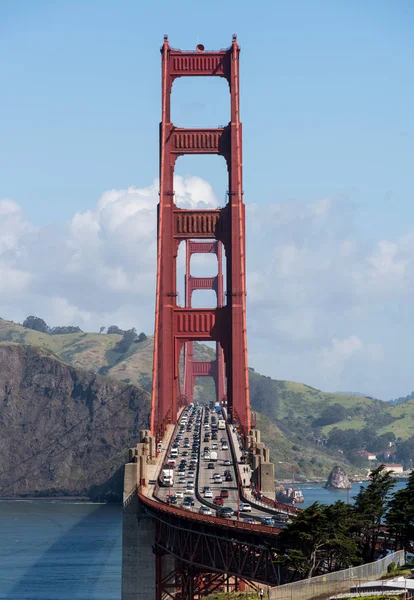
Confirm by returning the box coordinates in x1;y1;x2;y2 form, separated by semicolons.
259;461;275;496
121;493;156;600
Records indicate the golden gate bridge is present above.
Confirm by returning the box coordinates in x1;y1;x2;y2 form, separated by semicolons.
121;36;295;600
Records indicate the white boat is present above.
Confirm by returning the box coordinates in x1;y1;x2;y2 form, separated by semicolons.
277;487;304;504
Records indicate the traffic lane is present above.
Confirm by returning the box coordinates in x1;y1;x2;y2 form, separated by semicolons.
198;421;274;521
157;413;204;512
197;424;244;517
158;409;270;521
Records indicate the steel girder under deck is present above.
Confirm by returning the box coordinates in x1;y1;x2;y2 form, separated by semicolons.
151;509;281;590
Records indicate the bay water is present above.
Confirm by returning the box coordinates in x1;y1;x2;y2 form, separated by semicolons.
0;500;122;600
0;481;408;599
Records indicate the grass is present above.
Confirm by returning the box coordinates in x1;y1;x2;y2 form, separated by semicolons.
322;418;368;435
256;413;363;481
1;316;414;457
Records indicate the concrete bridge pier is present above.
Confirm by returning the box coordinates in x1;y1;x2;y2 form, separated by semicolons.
122;492;156;600
247;429;275;496
121;431;158;600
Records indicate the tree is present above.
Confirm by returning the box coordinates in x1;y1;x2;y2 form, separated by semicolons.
370;432;396;453
99;326;105;334
344;449;371;468
137;332;147;343
22;316;49;333
107;325;125;335
396;436;414;468
50;326;83;335
278;501;360;580
386;469;414;552
353;464;396;562
114;328;137;353
312;404;347;427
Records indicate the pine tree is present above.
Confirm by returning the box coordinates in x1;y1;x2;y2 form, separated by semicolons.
386;469;414;551
353;464;396;561
279;501;360;579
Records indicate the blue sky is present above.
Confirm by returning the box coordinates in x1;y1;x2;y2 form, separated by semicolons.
1;0;413;236
0;1;413;398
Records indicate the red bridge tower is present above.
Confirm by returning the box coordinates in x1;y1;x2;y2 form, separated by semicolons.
150;36;250;439
182;240;226;407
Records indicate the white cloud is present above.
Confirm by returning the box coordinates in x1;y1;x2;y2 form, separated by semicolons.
1;181;414;399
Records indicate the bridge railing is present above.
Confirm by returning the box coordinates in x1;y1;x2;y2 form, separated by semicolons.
268;550;405;600
250;491;301;515
138;486;282;536
225;417;300;517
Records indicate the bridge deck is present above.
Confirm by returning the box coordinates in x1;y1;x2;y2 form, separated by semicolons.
149;406;287;526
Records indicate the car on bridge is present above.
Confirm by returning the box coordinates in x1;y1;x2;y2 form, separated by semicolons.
199;506;212;516
203;490;213;498
182;496;195;508
167;495;178;505
213;496;224;506
216;507;234;519
178;477;186;484
274;513;290;522
187;471;195;478
260;517;276;527
175;491;183;499
220;489;229;498
240;502;251;512
223;460;231;466
207;462;214;469
243;517;260;524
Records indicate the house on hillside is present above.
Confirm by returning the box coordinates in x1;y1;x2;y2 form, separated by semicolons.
382;463;404;474
358;450;377;461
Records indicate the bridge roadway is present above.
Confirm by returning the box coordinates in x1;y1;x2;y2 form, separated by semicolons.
131;405;295;589
155;406;278;523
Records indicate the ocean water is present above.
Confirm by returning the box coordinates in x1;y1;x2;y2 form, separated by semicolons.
0;481;409;599
294;479;408;508
0;500;122;600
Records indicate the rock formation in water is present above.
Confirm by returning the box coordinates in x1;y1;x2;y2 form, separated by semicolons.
0;343;150;500
325;465;350;489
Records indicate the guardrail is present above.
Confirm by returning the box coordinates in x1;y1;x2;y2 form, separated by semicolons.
268;550;406;600
138;486;282;536
254;492;301;515
225;417;300;518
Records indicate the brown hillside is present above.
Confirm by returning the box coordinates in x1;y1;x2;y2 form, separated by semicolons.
0;343;150;499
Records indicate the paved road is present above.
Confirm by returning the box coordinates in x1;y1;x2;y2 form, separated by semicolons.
157;405;271;523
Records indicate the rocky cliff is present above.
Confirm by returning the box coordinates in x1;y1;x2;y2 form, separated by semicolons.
0;343;150;500
325;465;350;489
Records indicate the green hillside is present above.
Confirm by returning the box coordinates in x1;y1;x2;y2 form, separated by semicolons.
1;317;413;477
255;413;364;481
248;369;382;421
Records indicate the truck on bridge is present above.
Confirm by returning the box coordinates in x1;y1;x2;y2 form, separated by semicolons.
159;467;174;487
